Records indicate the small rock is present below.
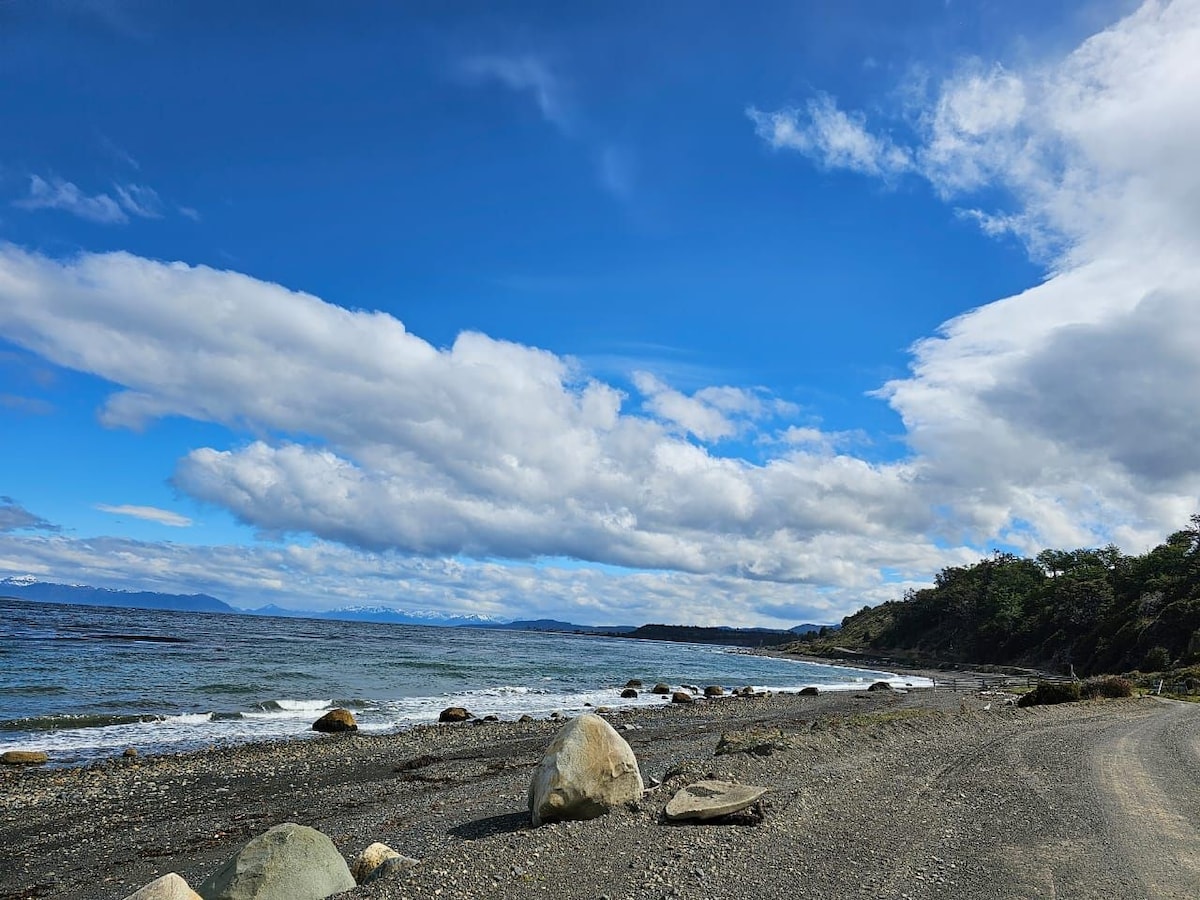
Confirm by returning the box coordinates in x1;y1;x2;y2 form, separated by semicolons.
481;714;500;722
738;686;756;696
664;780;768;821
312;708;358;733
123;747;139;758
624;679;644;689
671;692;694;704
362;855;419;885
351;842;408;884
122;872;202;899
651;683;671;694
1;750;48;765
439;707;472;723
704;686;724;697
621;688;639;699
798;686;819;696
518;714;534;723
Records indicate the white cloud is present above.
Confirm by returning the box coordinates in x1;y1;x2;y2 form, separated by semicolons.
747;95;913;178
460;55;572;132
14;176;128;224
94;504;193;527
13;176;164;224
0;242;960;591
751;0;1200;553
0;532;914;626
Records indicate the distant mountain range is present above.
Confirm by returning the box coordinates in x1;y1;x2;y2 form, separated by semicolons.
0;575;237;614
0;576;836;638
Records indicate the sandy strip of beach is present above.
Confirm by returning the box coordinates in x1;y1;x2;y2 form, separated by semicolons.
2;686;1197;900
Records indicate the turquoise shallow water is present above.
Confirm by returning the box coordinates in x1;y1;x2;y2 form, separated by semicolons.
0;598;915;763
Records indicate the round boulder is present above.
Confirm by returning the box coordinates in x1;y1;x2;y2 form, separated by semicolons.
799;686;820;696
704;685;725;697
651;683;671;694
671;691;694;704
528;714;644;826
739;686;756;696
620;688;638;699
312;708;358;733
197;822;356;900
867;681;894;692
439;706;472;723
624;679;644;689
351;842;415;884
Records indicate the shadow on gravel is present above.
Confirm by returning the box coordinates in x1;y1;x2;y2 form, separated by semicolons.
448;811;529;840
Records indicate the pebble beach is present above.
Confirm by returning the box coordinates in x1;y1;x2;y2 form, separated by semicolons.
4;680;1194;900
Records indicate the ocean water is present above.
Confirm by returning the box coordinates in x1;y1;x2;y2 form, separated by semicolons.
0;598;921;764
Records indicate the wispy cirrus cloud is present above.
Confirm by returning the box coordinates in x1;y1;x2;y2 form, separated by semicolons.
458;53;635;201
94;504;193;527
13;175;164;224
460;54;573;133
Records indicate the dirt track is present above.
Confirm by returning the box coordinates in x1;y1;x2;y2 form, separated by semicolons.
2;691;1198;900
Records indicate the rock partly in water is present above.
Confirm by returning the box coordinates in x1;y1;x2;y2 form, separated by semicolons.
197;822;356;900
528;714;644;826
1;750;48;765
799;686;819;696
651;683;671;694
624;679;644;689
311;708;358;733
704;685;725;697
438;707;472;723
868;681;893;692
671;691;694;704
664;780;768;821
123;873;203;900
738;686;756;696
350;842;414;884
620;688;638;699
123;747;139;758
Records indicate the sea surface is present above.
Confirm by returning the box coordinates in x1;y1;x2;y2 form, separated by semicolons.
0;598;922;764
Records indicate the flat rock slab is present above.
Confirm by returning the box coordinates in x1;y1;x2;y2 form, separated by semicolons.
665;780;767;821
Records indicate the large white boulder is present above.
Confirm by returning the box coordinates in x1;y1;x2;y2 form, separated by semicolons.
527;714;644;826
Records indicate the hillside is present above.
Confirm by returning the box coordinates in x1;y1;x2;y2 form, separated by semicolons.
783;517;1200;676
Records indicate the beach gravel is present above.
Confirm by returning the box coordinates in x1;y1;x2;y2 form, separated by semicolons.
2;688;1198;900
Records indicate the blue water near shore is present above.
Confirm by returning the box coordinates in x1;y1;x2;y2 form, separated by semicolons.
0;598;920;764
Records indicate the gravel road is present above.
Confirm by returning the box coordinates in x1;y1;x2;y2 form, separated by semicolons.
2;690;1197;900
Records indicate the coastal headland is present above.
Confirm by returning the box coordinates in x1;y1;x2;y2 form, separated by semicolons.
3;682;1198;900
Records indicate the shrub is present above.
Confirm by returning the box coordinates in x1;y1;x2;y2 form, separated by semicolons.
1081;676;1134;699
1017;681;1083;707
1142;646;1172;671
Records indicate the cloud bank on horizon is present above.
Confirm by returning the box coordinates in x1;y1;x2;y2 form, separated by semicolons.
1;0;1197;624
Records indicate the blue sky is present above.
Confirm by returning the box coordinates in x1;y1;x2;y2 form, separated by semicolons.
2;0;1197;625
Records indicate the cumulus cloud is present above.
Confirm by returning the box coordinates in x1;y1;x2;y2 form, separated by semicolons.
13;175;164;224
752;0;1200;552
94;504;193;527
0;498;58;533
0;241;959;588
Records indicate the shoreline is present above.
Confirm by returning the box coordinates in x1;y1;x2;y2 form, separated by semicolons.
3;683;1188;899
0;655;918;768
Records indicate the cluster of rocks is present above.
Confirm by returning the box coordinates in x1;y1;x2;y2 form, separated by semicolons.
120;825;417;899
115;706;766;900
